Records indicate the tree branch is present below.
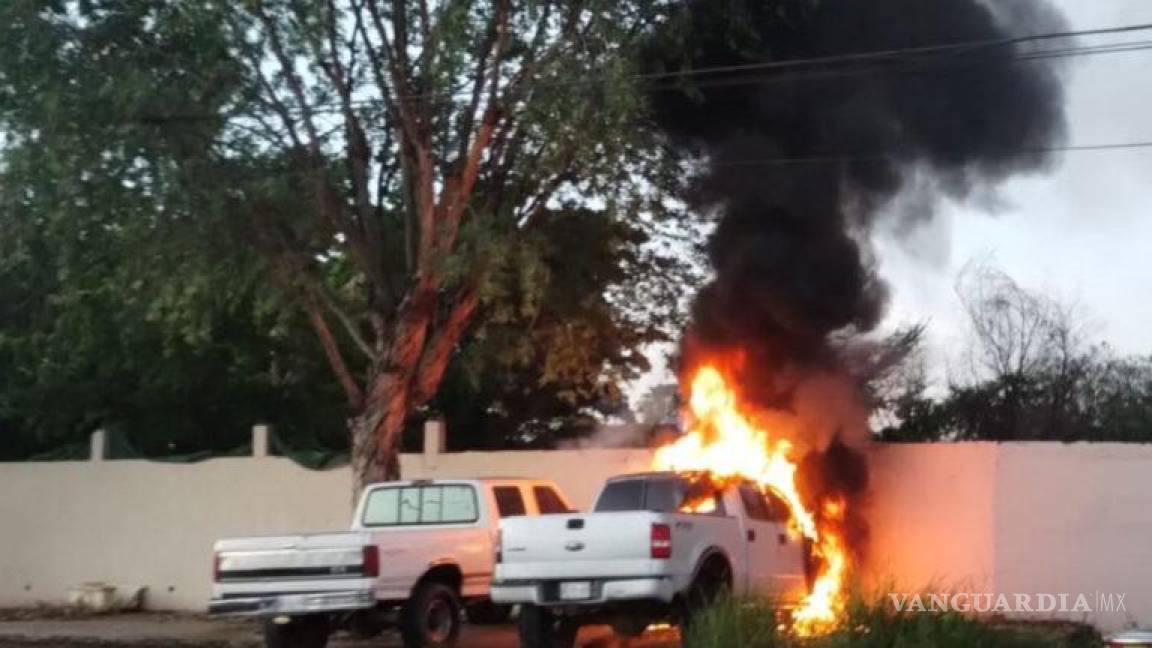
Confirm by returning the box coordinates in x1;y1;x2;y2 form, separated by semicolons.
302;289;365;410
411;285;481;405
310;282;377;360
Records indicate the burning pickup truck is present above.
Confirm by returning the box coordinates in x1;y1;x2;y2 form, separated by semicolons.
491;471;810;647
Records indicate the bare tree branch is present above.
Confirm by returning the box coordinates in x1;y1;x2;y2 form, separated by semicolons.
302;291;366;409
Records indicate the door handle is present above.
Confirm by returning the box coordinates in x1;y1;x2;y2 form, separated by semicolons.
777;533;787;545
746;529;756;542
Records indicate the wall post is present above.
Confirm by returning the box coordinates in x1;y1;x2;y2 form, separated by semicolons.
89;429;107;462
423;419;446;468
252;424;270;458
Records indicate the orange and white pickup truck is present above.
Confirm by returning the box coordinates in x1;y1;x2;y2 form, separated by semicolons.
209;477;571;648
492;471;809;647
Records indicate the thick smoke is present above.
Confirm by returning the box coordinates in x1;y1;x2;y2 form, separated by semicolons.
646;0;1068;406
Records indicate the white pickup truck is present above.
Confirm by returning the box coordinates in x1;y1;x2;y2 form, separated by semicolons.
210;477;572;648
491;471;809;647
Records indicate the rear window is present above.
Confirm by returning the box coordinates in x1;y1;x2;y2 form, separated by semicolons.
595;477;724;515
594;479;646;511
362;484;478;526
493;486;527;517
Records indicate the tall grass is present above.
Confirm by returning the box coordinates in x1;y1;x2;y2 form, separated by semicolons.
681;595;1101;648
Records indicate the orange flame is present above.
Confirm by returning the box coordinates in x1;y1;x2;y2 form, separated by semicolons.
652;364;847;635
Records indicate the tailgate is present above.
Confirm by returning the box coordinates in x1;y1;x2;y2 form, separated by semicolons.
213;532;376;606
498;512;664;581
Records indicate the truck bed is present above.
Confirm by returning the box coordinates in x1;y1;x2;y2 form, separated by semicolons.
495;510;740;605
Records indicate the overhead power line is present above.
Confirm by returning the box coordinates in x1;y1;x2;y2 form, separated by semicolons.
324;21;1152;108
635;22;1152;82
706;140;1152;169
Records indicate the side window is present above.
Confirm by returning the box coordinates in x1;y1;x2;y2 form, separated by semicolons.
533;486;570;514
739;484;772;521
493;486;527;517
679;478;724;515
763;488;792;523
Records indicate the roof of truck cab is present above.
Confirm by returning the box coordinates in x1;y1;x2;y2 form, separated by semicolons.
606;470;702;480
363;477;558;487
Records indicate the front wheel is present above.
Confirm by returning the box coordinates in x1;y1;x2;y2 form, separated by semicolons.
262;615;329;648
400;582;462;648
518;605;578;648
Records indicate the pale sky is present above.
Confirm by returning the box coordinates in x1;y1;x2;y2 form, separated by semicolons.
876;0;1152;384
629;0;1152;408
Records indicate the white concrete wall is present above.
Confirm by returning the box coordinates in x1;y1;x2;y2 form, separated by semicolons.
993;443;1152;630
0;445;653;611
1;437;1150;631
863;442;998;593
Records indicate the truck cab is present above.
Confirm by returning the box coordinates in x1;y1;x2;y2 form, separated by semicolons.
211;477;570;648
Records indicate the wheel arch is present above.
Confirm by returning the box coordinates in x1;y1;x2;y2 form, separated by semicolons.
413;561;464;596
691;546;734;589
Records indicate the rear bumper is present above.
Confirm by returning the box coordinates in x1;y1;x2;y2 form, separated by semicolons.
490;577;676;606
208;590;375;617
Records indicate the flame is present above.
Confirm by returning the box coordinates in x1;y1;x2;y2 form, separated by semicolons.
652;364;848;635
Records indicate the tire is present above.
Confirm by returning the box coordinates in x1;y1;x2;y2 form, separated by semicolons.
400;581;462;648
518;604;578;648
466;599;513;625
680;556;733;631
262;615;329;648
611;615;650;638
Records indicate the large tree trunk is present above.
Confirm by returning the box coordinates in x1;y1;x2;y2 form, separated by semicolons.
349;372;409;494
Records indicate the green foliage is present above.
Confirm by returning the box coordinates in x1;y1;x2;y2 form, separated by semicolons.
431;206;686;448
682;595;1100;648
0;0;702;462
877;353;1152;443
876;267;1152;443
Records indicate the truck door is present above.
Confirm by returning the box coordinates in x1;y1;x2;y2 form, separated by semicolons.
737;483;806;599
762;488;807;602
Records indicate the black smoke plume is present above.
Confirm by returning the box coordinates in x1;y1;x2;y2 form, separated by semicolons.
645;0;1068;406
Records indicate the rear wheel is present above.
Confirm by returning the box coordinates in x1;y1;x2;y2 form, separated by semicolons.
518;604;578;648
262;615;329;648
680;556;733;631
400;582;462;648
611;614;650;638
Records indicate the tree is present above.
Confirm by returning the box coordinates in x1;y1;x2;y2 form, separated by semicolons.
0;1;690;487
876;267;1152;443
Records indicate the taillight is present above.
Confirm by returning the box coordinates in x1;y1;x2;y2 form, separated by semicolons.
495;529;503;564
362;545;379;578
213;552;222;581
651;523;672;559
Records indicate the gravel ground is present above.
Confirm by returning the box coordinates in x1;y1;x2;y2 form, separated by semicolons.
0;611;680;648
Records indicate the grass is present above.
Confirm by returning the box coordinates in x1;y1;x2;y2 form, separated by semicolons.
681;595;1102;648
